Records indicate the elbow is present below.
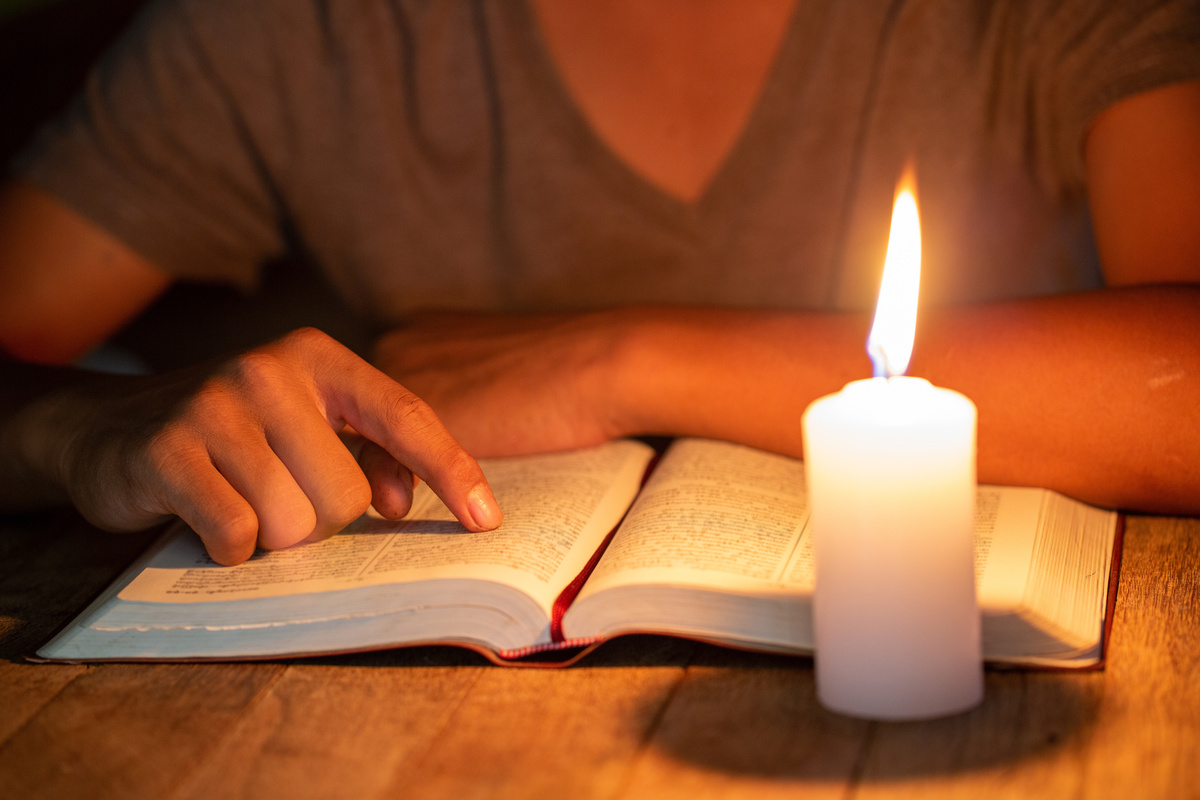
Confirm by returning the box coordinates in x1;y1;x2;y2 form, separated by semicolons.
0;328;86;366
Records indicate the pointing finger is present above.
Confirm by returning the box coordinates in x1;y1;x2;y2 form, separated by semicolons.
290;330;502;531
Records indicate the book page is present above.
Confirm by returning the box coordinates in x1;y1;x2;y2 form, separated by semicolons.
578;439;812;596
577;439;1065;606
973;486;1042;611
1018;492;1116;646
118;440;654;610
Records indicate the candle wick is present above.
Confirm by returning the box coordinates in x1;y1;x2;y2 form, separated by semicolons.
868;341;897;379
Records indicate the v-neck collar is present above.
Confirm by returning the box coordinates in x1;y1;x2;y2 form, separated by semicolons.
503;0;817;221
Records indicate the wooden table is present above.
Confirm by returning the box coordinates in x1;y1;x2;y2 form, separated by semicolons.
1;509;1197;799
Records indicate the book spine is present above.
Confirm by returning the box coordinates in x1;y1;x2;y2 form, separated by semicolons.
547;450;662;642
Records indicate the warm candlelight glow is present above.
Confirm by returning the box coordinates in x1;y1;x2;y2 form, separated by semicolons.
867;177;921;378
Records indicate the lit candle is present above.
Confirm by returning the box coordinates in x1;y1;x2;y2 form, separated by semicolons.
801;176;982;720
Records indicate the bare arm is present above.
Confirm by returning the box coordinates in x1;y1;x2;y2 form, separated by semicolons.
377;81;1200;515
0;181;171;364
0;182;501;563
609;289;1200;515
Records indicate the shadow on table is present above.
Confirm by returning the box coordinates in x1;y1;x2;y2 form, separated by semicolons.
0;510;162;662
291;633;701;669
298;634;1100;781
305;637;1101;780
644;646;1102;781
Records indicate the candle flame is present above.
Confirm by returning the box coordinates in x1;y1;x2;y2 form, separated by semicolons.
867;175;921;378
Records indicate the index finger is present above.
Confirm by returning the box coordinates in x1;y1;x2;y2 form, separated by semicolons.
304;335;502;531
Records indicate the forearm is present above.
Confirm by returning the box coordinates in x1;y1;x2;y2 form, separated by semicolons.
612;286;1200;514
0;358;116;513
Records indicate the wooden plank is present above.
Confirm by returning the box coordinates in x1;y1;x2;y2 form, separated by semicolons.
391;636;694;800
0;662;284;800
616;646;865;800
174;655;486;800
0;662;87;744
851;671;1103;799
1077;515;1200;798
172;637;691;800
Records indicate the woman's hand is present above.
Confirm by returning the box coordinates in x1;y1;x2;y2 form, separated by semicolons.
373;310;640;458
5;328;501;565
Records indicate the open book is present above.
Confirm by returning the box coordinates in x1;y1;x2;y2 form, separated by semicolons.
37;438;1121;668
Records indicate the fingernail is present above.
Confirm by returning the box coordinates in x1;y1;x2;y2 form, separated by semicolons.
467;484;503;530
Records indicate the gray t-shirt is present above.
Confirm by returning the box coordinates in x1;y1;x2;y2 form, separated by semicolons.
16;0;1200;325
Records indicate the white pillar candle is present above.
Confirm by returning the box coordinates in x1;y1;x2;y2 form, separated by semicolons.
801;179;982;719
803;377;981;719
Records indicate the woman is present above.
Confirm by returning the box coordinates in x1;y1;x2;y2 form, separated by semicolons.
2;0;1199;563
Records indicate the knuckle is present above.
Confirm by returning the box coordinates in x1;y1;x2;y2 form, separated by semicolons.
219;507;260;550
381;391;441;436
257;500;317;551
187;381;231;416
324;471;373;528
207;349;314;414
144;425;203;483
200;507;258;565
281;326;335;355
440;445;484;486
228;350;290;395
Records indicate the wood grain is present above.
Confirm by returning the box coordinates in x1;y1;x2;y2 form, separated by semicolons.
0;662;284;800
394;637;695;800
853;671;1103;799
1078;515;1200;799
175;663;486;800
617;647;865;800
0;662;87;743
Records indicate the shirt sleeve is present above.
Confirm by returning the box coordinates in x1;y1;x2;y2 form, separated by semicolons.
1003;0;1200;198
12;0;293;289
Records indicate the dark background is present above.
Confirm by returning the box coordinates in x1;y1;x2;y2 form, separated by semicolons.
2;0;370;371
